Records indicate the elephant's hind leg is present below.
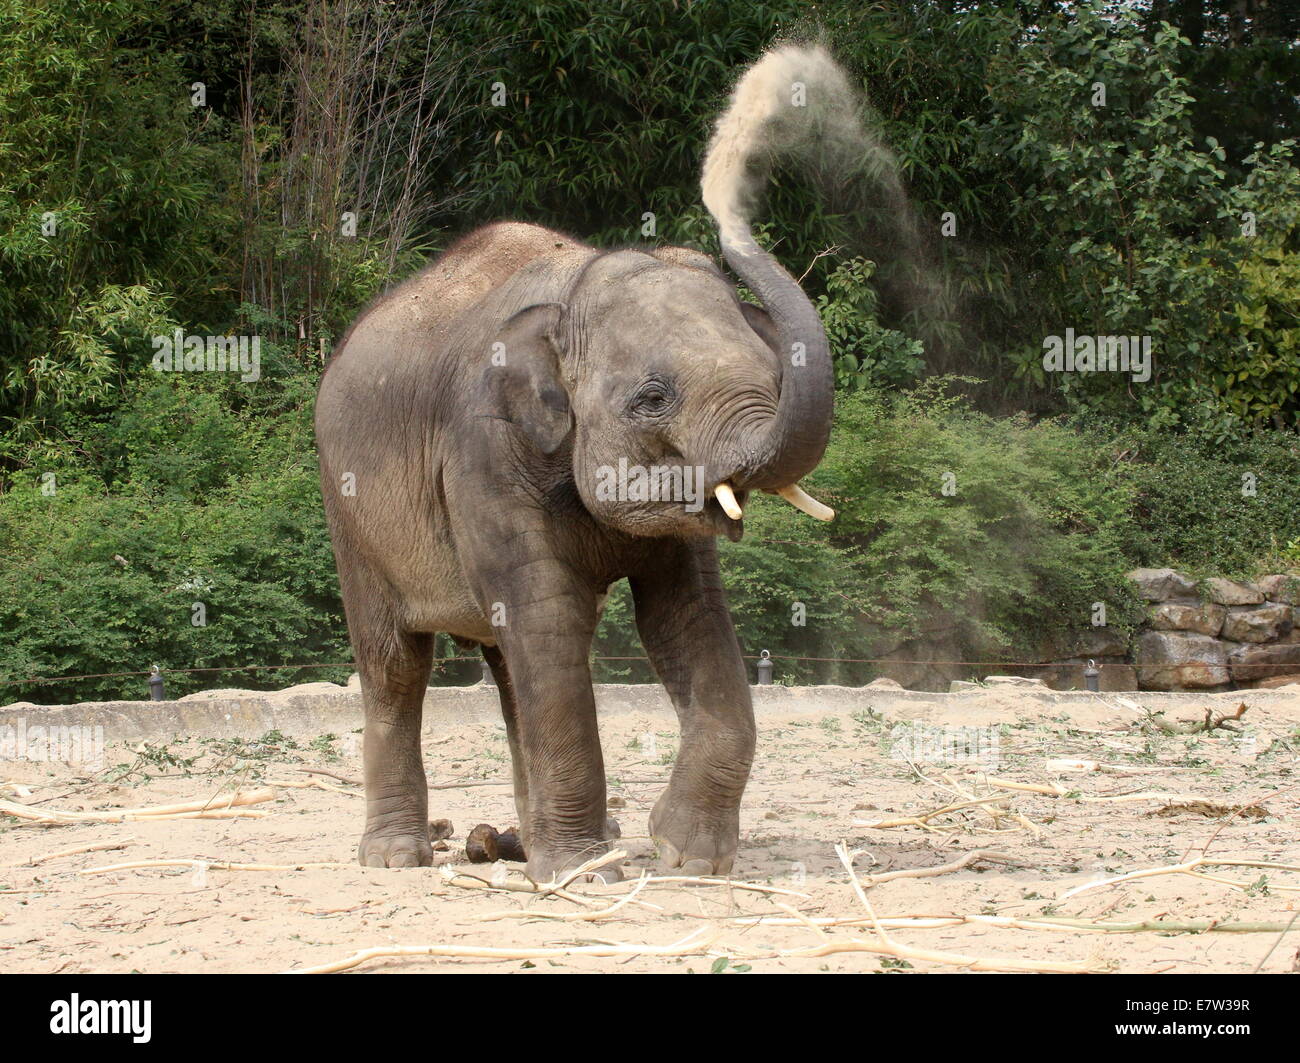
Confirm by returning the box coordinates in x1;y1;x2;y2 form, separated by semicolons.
482;644;530;846
353;620;435;868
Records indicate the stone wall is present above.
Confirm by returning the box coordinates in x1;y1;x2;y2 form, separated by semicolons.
1125;569;1300;691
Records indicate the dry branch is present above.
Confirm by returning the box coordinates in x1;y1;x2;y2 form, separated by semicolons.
1060;856;1300;900
863;849;1027;884
0;788;276;824
735;913;1297;934
822;842;1102;973
27;839;135;866
288;926;719;974
79;858;350;876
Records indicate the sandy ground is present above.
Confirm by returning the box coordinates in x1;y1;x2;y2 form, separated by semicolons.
2;691;1299;974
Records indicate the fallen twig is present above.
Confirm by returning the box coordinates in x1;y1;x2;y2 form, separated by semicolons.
78;858;351;876
294;767;362;786
735;912;1298;935
475;871;662;922
1060;856;1300;900
27;839;136;866
0;788;276;824
790;842;1102;973
269;777;362;798
863;849;1027;884
288;925;720;974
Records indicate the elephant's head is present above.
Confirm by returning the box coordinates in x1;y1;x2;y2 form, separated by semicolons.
492;234;835;542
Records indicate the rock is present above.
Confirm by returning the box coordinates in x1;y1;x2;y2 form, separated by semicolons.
1228;642;1300;684
1221;603;1293;643
1203;577;1264;606
1126;568;1196;601
1147;600;1226;637
864;677;904;690
1040;659;1137;691
1134;632;1229;690
1252;673;1300;689
983;675;1048;688
948;675;1046;693
1045;627;1130;659
1259;574;1300;605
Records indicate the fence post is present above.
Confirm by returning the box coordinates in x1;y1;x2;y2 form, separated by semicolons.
149;664;165;701
756;649;773;686
1083;659;1100;692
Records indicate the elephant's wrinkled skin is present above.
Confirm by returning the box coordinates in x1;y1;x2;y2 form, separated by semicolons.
315;216;834;881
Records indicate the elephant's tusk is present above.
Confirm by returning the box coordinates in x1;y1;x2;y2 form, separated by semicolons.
713;481;744;520
776;482;835;521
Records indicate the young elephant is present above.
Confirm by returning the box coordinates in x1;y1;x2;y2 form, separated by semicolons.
315;46;844;881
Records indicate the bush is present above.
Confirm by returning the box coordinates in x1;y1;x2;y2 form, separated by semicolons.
702;383;1143;685
1103;412;1300;576
0;371;349;705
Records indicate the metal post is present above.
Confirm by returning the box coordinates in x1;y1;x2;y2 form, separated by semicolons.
756;649;773;686
149;664;165;701
1083;659;1100;693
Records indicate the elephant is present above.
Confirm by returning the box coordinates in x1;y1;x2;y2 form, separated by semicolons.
315;50;844;881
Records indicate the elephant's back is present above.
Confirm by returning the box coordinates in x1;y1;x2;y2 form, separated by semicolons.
327;222;588;371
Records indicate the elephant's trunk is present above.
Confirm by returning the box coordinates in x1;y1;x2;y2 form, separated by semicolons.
699;43;853;520
716;229;834;494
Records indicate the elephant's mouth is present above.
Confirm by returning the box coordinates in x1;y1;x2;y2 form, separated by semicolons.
704;484;747;542
702;479;835;541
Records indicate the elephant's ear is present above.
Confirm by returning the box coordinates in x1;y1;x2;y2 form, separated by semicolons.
481;302;573;456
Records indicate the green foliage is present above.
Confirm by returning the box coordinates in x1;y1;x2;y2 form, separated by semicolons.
980;3;1300;427
1;0;1298;702
716;383;1145;684
1098;412;1300;576
0;371;349;704
816;257;925;390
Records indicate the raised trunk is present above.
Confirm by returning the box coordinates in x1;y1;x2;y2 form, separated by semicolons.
718;230;834;490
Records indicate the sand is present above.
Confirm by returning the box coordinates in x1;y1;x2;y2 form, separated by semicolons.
2;690;1298;974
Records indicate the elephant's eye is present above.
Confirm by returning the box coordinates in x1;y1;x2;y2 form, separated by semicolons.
630;377;676;417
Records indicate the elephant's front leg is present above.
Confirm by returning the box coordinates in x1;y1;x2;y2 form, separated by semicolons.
486;576;617;883
355;628;435;868
631;541;756;875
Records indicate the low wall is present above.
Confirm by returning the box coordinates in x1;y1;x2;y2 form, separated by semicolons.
3;680;1297;745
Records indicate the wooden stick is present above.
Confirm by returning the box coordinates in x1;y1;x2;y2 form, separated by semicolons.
293;767;362;786
475;872;662;922
605;875;813;899
439;868;602;909
288;925;719;974
983;777;1205;803
79;858;350;876
27;839;135;866
863;850;1027;884
268;777;362;797
1060;856;1300;900
827;841;1099;973
735;913;1299;934
0;788;276;824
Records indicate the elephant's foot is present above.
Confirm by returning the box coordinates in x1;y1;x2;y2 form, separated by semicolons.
357;827;433;868
648;791;739;876
526;844;624;885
